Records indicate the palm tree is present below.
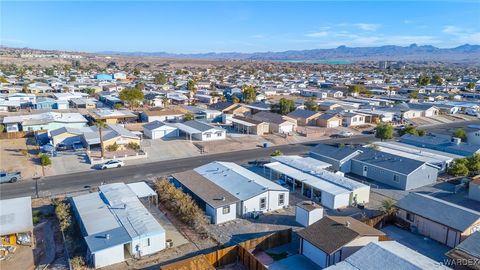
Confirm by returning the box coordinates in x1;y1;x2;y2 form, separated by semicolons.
95;120;107;158
381;198;397;216
162;97;169;108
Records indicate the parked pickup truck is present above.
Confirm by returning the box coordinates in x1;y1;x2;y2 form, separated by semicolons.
0;171;22;183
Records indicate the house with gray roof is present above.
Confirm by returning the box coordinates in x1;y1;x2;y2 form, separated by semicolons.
401;133;480;156
251;111;296;134
446;231;480;269
298;216;385;268
187;161;289;217
310;144;439;190
286;109;322;126
143;121;179;140
326;241;451;270
171;170;240;224
396;193;480;247
174;120;226;141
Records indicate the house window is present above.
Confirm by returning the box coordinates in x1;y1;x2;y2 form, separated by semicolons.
206;133;211;138
222;205;230;214
406;212;414;222
259;197;267;210
278;194;285;206
393;175;400;183
216;132;223;137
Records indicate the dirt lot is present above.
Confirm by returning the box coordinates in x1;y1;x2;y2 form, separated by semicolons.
0;138;43;178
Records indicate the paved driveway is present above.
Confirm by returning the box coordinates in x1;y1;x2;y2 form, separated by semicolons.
381;225;450;263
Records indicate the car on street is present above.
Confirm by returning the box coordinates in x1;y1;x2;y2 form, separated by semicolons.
334;131;353;138
100;160;125;170
0;171;22;183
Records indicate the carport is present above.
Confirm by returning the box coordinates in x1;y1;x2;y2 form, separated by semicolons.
264;162;350;209
230;117;256;134
174;123;200;141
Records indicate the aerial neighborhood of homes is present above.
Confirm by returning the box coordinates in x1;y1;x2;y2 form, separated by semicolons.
1;62;480;270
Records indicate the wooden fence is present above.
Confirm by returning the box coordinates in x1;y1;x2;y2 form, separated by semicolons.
238;245;267;270
0;131;30;139
160;228;292;270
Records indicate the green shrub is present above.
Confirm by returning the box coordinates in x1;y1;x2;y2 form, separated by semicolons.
105;143;119;152
126;142;140;151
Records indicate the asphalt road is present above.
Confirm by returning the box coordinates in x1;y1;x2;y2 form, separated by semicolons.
1;119;479;199
0;135;374;199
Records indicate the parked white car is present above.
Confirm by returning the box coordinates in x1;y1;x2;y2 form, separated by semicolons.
336;131;354;138
101;160;124;170
465;109;479;117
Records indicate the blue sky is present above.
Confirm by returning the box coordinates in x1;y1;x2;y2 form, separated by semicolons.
2;1;479;53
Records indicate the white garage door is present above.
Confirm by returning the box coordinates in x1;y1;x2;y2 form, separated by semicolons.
279;124;293;134
328;121;339;128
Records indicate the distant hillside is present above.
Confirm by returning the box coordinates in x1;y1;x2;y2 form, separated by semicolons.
99;44;480;63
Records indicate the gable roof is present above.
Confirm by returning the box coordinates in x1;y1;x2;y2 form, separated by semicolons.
194;161;287;201
298;216;385;254
143;120;177;131
446;231;480;263
327;241;451;270
354;148;432;175
396;193;480;231
251;111;292;125
310;144;362;162
287;109;320;119
172;170;239;208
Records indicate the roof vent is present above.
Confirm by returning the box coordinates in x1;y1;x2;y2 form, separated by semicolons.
105;234;110;240
345;221;351;227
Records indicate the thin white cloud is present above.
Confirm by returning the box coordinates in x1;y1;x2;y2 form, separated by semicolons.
250;34;265;39
355;23;381;31
442;25;480;44
305;31;329;38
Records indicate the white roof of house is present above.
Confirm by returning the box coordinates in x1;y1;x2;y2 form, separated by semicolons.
71;192;121;235
271;156;367;191
272;155;331;172
99;183;165;239
127;182;157;198
371;142;457;165
0;196;33;235
265;162;350;195
2;112;87;125
194;161;287;201
72;183;165;252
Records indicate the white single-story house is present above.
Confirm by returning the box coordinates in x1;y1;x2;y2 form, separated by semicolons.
143;121;179;140
171;170;240;224
175;120;226;141
193;161;289;217
71;183;165;269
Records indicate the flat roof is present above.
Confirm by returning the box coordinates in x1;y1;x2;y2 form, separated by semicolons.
72;183;165;252
172;171;239;208
127;182;156;198
0;196;33;235
272;155;331;172
265;162;350;195
194;161;287;201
